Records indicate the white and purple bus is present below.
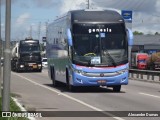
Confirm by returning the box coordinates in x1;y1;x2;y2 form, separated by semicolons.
46;9;133;92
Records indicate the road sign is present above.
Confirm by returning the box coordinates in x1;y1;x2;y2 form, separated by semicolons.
42;37;46;42
121;10;132;23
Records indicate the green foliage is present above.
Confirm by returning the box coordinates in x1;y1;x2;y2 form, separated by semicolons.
155;32;159;35
133;31;144;35
0;97;28;120
40;43;44;51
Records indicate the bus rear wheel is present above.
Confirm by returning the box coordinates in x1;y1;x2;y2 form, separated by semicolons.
51;67;58;87
113;85;121;92
38;69;42;72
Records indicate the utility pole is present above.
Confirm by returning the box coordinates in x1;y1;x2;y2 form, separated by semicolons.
38;22;41;40
44;21;48;57
0;0;2;97
45;21;48;38
86;0;89;9
30;25;32;38
2;0;11;111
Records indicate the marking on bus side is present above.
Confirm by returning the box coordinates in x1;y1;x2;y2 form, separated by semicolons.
139;92;160;99
13;72;125;120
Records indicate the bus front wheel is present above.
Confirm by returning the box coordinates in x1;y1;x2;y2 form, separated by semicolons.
68;83;75;92
66;70;75;92
113;85;121;92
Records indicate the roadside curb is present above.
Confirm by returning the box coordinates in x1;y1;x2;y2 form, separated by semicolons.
11;97;36;120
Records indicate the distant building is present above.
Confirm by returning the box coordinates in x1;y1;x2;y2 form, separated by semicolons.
132;35;160;54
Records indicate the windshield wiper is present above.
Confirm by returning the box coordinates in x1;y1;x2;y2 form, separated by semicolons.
103;50;117;67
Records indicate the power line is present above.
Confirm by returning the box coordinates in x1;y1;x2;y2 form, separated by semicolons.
45;21;48;37
38;22;41;40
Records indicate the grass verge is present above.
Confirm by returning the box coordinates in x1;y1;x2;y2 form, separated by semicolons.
0;97;29;120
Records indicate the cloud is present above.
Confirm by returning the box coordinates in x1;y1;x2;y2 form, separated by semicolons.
34;0;60;8
57;0;160;34
11;13;31;40
1;0;19;5
92;0;157;13
132;12;160;34
90;0;160;34
9;0;61;9
6;0;160;40
60;0;87;14
16;13;31;26
156;0;160;13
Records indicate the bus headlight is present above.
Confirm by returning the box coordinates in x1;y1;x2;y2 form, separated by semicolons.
117;68;128;74
20;65;24;68
72;68;85;75
38;64;42;67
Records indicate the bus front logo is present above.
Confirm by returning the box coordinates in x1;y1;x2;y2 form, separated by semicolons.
100;73;104;77
88;28;112;33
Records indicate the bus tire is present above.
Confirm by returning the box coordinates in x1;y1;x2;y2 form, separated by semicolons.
66;69;75;92
51;67;57;87
113;85;121;92
38;69;42;72
68;82;75;92
50;67;52;80
68;83;75;92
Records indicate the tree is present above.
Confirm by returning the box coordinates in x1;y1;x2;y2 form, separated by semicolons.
40;43;44;51
155;32;159;35
133;31;144;35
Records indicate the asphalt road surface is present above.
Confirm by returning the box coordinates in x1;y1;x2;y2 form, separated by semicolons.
10;68;160;120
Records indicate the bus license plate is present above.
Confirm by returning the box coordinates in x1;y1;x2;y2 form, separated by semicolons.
33;65;37;68
97;80;106;84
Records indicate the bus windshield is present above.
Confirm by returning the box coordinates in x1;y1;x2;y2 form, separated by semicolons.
72;23;128;66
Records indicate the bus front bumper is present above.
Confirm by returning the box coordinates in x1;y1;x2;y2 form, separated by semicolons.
71;71;128;86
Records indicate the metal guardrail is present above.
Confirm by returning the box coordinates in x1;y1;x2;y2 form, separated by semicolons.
129;69;160;82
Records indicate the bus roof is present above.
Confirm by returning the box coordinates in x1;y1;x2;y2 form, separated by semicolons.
69;9;124;23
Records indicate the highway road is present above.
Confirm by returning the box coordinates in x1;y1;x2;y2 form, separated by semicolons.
10;68;160;120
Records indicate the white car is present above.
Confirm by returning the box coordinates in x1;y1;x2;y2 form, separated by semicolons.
42;58;48;68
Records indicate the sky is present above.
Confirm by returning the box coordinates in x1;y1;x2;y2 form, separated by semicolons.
1;0;160;41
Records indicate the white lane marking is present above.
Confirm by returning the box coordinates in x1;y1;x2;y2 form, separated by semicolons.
12;97;36;120
139;93;160;99
13;72;125;120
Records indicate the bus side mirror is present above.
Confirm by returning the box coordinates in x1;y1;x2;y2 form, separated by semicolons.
127;28;133;46
67;29;73;46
